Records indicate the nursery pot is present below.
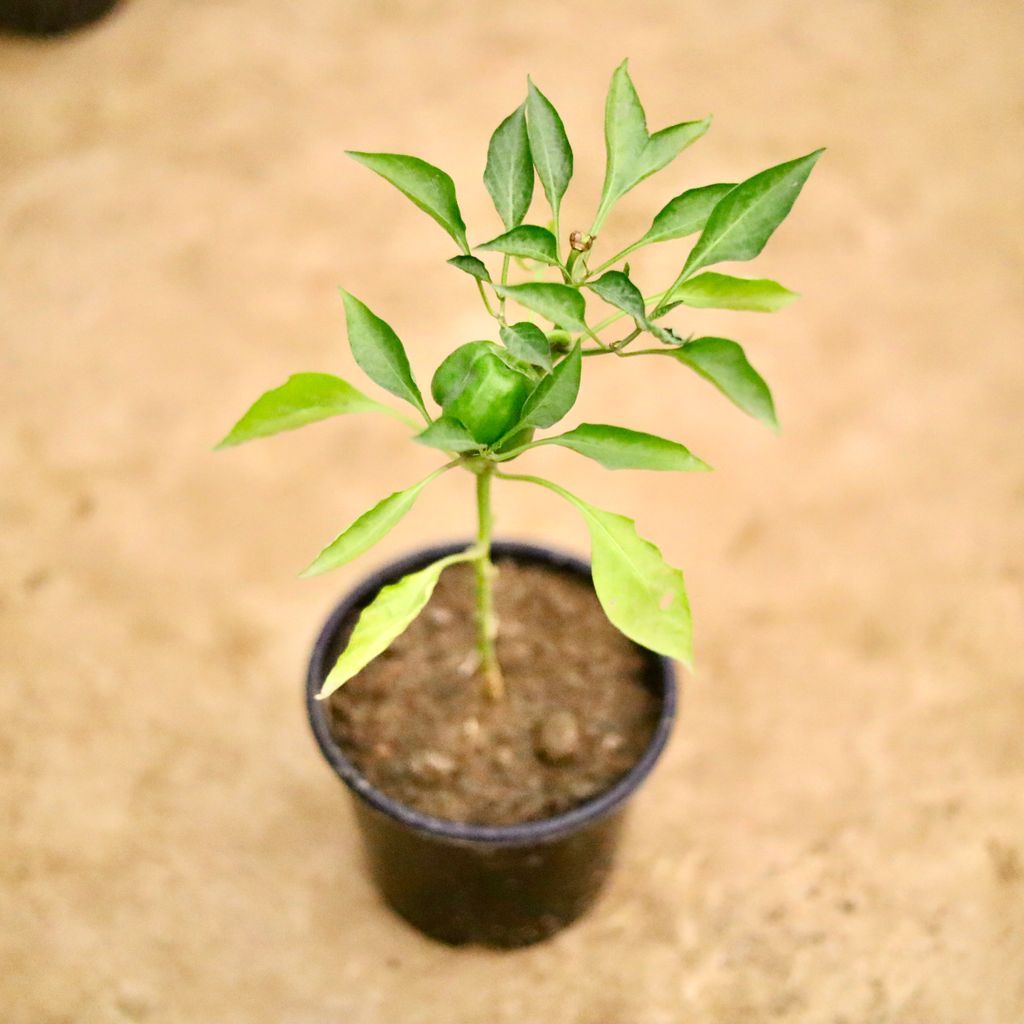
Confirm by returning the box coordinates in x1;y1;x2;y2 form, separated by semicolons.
0;0;120;35
305;541;678;948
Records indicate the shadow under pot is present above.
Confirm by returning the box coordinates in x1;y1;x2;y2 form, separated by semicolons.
305;540;678;948
0;0;121;35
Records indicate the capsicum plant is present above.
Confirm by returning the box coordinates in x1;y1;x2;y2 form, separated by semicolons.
217;61;822;701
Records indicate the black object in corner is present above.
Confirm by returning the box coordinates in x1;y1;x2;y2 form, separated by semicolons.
0;0;121;36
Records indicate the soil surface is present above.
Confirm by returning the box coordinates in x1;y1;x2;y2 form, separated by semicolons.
3;2;1023;1022
328;561;659;825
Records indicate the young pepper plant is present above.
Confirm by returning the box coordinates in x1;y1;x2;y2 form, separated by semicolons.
217;60;822;703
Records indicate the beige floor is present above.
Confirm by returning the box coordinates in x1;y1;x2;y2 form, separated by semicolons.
2;1;1023;1021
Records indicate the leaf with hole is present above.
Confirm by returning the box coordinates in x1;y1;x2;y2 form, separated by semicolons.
515;476;692;664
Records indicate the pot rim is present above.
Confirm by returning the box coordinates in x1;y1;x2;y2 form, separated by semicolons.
305;539;678;846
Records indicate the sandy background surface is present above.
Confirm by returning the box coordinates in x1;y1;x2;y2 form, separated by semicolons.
2;1;1023;1021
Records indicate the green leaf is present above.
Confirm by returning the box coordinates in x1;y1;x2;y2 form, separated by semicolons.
478;225;559;266
346;151;468;252
594;60;710;229
676;149;824;282
484;103;534;230
669;272;798;313
518;341;582;429
588;270;647;321
318;549;475;697
636;118;711;181
340;290;426;418
588;271;678;345
500;322;552;372
447;255;491;282
493;282;587;333
526;78;573;220
670;337;777;428
544;423;710;471
584;501;692;664
301;466;450;578
639;182;736;246
489;344;541;380
414;416;482;453
215;373;397;449
599;61;648;210
509;475;692;664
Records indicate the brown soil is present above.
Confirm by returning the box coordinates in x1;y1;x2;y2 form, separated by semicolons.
327;560;660;826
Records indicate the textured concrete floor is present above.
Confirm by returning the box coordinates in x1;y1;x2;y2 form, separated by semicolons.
2;1;1023;1021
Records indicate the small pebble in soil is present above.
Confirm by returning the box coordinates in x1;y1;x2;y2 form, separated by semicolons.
568;778;598;801
492;745;516;769
536;709;581;763
462;717;482;743
456;650;479;676
407;749;456;783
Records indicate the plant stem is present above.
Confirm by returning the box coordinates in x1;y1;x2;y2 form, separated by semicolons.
582;324;612;351
589;240;643;278
588;205;610;241
474;465;504;701
475;279;499;321
499;254;510;320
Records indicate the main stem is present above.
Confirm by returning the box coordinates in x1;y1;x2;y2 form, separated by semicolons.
474;465;504;701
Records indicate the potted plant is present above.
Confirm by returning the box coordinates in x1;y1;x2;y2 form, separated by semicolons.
218;61;822;947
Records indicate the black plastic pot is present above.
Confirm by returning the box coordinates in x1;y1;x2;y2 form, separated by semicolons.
305;540;678;948
0;0;120;35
